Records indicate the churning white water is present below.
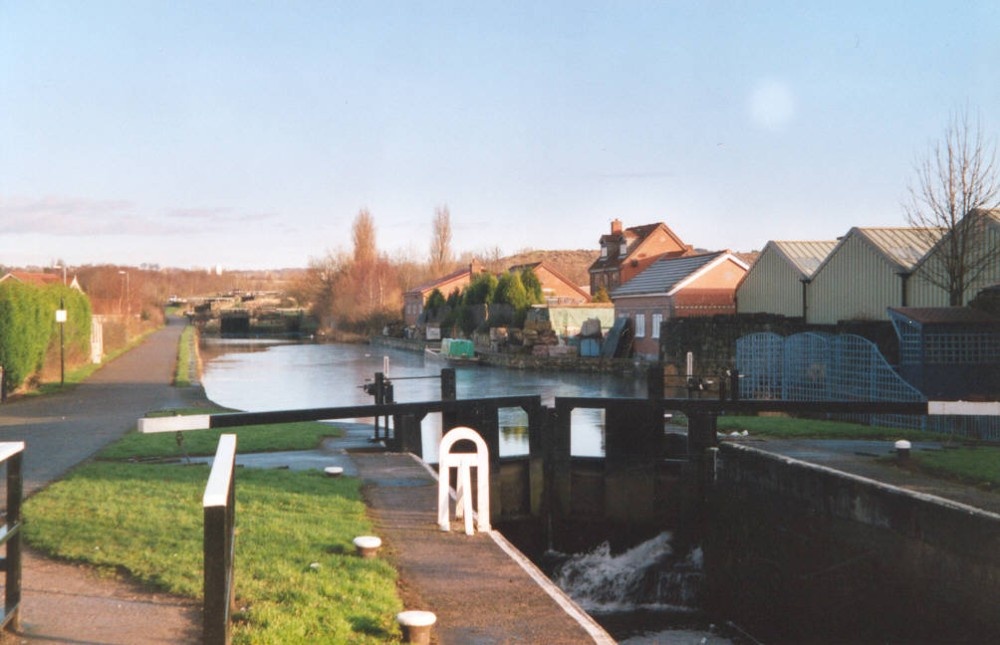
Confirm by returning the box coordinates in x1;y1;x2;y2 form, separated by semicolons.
552;532;740;644
552;532;701;612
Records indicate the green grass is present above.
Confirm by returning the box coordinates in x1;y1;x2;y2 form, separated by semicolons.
909;446;1000;490
99;418;345;460
715;414;943;442
174;324;196;387
24;463;403;643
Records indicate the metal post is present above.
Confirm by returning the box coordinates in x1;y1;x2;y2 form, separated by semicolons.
59;298;65;386
441;368;457;432
647;363;664;401
373;372;385;440
440;368;456;400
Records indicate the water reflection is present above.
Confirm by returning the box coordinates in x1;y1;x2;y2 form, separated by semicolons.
199;339;644;460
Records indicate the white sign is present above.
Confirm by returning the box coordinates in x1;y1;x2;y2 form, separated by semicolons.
55;309;67;323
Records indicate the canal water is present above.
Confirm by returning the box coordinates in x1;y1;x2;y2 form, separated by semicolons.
198;338;647;460
199;338;740;643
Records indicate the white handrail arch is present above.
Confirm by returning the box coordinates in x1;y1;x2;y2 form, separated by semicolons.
437;427;490;535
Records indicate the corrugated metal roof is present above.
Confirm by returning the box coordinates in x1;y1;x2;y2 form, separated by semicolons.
770;241;837;278
855;227;944;270
610;251;724;297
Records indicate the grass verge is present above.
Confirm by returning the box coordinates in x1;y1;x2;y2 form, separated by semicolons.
25;422;402;643
907;446;1000;490
174;324;196;387
101;415;346;460
715;414;943;442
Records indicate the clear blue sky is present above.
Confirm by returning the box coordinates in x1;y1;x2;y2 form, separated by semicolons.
2;2;998;270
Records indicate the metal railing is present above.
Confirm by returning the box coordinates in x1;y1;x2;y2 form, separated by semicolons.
0;442;23;633
203;434;237;645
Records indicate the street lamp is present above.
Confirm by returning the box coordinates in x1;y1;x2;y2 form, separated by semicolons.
118;270;130;336
55;298;67;385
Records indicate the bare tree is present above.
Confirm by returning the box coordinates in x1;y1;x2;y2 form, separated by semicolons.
905;111;1000;305
352;208;377;268
429;205;454;277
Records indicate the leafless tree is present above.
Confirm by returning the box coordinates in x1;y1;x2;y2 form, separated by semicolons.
429;205;454;277
905;111;1000;305
352;208;377;267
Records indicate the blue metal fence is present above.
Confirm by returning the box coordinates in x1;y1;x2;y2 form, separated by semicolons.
736;332;1000;440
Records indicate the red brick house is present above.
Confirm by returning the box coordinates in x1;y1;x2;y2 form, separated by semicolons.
611;251;749;359
588;219;693;296
403;261;487;328
508;261;591;305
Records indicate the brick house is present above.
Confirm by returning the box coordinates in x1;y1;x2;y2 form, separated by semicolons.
611;251;749;359
402;261;487;328
588;219;693;296
508;261;591;305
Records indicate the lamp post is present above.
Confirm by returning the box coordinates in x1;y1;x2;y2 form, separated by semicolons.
118;270;130;338
55;299;67;385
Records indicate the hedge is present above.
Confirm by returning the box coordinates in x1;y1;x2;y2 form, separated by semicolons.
0;281;92;390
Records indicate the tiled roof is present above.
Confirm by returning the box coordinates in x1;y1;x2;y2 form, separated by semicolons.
0;271;61;286
770;241;837;278
610;252;726;297
590;222;688;272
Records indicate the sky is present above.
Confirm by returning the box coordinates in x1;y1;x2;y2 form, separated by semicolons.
2;2;999;271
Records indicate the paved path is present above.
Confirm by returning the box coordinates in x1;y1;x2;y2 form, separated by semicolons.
0;318;204;496
354;451;613;644
0;319;203;643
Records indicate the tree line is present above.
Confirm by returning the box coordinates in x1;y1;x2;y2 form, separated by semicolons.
293;205;517;337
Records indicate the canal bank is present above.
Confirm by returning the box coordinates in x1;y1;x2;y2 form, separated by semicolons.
370;334;652;374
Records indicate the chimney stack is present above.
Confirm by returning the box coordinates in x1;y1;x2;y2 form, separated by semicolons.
611;219;623;234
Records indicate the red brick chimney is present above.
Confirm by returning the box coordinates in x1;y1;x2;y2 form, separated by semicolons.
611;219;623;234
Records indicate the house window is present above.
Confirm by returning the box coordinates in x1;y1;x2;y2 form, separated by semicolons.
601;245;608;259
635;313;646;338
651;313;663;339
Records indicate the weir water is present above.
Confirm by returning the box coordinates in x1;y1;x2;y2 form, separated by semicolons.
550;532;750;643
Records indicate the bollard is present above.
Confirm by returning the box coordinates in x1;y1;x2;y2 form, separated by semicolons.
396;610;436;644
353;536;382;559
895;439;911;459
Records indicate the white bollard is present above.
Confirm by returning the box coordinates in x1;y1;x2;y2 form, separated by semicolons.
396;610;436;644
353;536;382;558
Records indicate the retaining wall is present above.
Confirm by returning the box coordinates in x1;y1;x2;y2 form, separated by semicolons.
706;442;1000;642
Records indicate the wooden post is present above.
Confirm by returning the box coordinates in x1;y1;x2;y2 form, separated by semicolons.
204;435;237;645
2;444;23;632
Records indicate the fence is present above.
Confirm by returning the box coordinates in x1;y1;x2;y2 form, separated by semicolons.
736;331;1000;439
203;434;237;645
